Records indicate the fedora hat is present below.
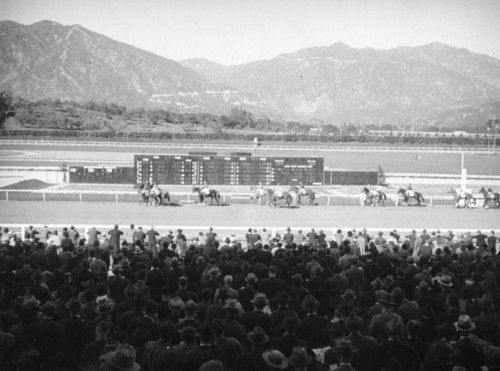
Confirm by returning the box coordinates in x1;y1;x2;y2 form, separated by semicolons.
245;273;258;284
416;280;430;292
301;294;320;312
179;326;199;339
262;349;288;369
337;340;358;355
311;265;323;275
436;274;453;287
371;277;385;290
454;314;476;332
288;346;312;367
96;297;116;315
247;326;269;345
378;292;395;306
342;289;357;301
251;293;269;306
66;297;81;313
208;267;221;278
169;296;185;312
224;298;239;310
22;295;41;308
104;343;140;371
41;301;58;317
477;296;493;309
345;311;364;332
383;275;395;287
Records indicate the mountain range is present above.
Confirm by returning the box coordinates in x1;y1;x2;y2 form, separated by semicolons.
1;20;500;129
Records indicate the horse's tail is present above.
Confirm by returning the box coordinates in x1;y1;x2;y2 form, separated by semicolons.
164;192;170;202
419;192;425;202
381;192;387;200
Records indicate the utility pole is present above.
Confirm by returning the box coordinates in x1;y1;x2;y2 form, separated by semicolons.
494;118;499;153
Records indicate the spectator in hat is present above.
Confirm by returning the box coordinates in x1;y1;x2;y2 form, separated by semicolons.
240;292;272;333
170;326;199;370
96;343;140;371
368;291;403;342
403;320;430;365
472;296;498;343
146;321;176;371
239;272;258;312
181;323;219;371
484;346;500;371
258;265;288;300
127;300;160;359
60;297;86;367
237;326;270;371
107;265;130;303
421;340;457;371
375;317;420;371
262;349;288;370
344;311;377;371
205;287;230;323
211;318;243;371
108;224;124;257
270;311;307;357
296;294;330;349
27;301;67;367
452;314;486;371
221;299;246;343
287;346;313;371
0;324;15;368
81;320;112;369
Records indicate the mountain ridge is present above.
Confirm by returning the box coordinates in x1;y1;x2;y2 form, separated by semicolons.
2;20;500;129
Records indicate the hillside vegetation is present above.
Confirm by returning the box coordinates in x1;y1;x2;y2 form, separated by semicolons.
0;94;497;147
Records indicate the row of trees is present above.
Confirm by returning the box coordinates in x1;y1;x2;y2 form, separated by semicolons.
0;92;497;146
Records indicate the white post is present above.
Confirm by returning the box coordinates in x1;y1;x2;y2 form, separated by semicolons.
460;152;467;192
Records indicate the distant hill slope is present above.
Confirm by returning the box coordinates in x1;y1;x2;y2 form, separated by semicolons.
1;20;499;129
182;42;500;129
0;20;274;116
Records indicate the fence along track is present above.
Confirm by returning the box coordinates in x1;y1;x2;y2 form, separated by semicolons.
1;139;498;154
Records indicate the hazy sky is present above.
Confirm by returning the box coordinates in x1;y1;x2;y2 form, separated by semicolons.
3;0;500;65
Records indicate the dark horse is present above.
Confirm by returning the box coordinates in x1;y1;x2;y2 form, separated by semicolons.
290;185;316;206
361;186;387;206
397;188;425;206
135;183;170;206
193;186;220;205
479;187;500;208
268;190;293;208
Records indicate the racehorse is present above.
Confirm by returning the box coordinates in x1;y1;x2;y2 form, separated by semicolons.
135;183;150;205
449;188;475;209
397;188;425;206
361;186;387;206
250;186;274;205
290;185;316;206
150;184;170;206
268;190;293;208
193;186;220;205
479;187;500;208
135;183;170;206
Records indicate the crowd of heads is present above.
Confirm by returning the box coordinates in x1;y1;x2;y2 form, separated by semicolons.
0;224;499;371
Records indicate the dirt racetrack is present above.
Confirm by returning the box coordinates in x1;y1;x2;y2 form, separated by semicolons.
2;201;499;238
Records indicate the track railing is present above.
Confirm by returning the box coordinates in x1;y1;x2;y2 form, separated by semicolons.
0;188;455;205
1;139;498;154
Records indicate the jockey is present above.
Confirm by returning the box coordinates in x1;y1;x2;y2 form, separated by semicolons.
407;184;414;197
202;180;210;196
299;182;307;196
275;183;283;198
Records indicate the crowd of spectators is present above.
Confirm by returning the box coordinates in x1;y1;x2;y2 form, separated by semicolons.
0;224;499;371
